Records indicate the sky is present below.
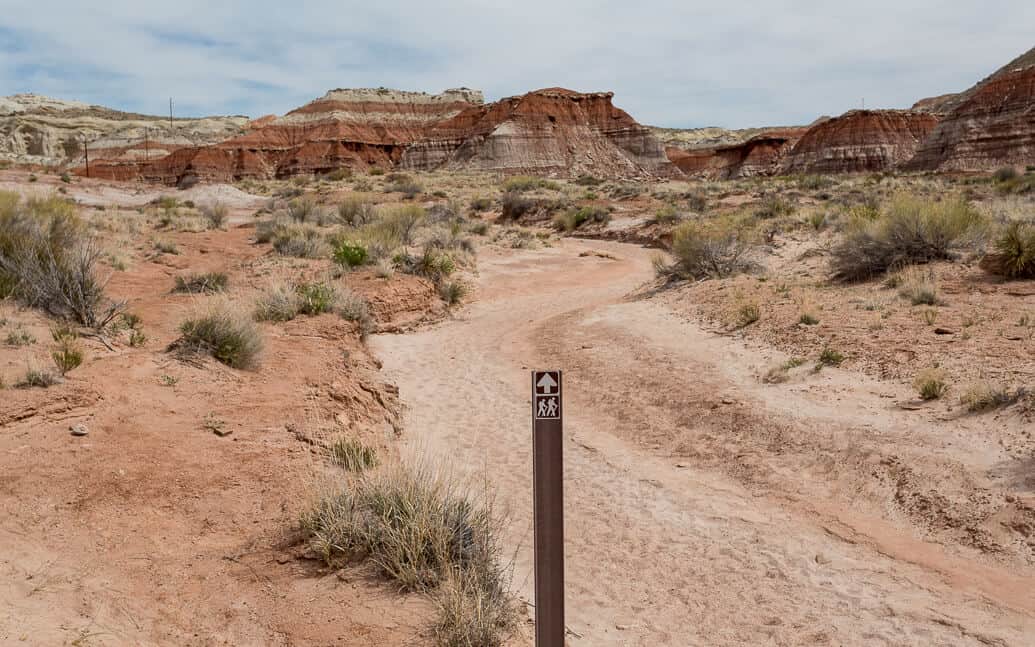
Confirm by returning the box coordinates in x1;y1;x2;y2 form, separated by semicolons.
1;1;1032;129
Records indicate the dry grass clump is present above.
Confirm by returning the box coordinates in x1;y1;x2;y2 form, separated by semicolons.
17;367;61;388
199;202;228;229
338;289;375;336
173;302;263;369
894;266;939;305
913;368;948;400
272;223;330;258
0;192;124;327
337;194;377;226
173;271;229;294
552;206;610;232
302;458;516;646
50;325;84;375
295;282;338;315
830;194;986;281
655;220;757;281
254;282;302;322
983;221;1035;278
501;175;559;192
959;381;1023;412
329;437;378;472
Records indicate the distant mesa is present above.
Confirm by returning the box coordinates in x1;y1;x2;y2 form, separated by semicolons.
4;45;1035;184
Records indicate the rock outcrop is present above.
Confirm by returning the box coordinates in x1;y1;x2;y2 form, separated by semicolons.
85;88;483;184
907;46;1035;171
400;88;672;177
0;94;249;167
781;110;940;174
666;128;808;179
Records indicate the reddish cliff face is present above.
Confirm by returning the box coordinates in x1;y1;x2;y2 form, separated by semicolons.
665;128;807;179
908;64;1035;171
83;89;483;184
400;88;672;178
782;110;939;174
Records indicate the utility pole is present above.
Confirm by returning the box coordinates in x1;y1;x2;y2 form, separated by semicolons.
144;127;150;162
169;98;174;130
82;138;89;178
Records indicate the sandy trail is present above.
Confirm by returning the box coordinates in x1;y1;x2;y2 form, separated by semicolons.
373;238;1035;646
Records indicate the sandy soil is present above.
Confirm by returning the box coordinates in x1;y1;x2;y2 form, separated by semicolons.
373;237;1035;646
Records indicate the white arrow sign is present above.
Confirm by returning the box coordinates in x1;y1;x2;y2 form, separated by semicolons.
536;372;558;394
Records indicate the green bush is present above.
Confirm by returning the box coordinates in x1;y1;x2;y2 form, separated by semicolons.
754;195;795;219
295;282;337;315
438;280;468;306
332;240;369;268
830;194;986;281
574;175;603;187
175;304;264;369
818;347;844;367
993;166;1019;183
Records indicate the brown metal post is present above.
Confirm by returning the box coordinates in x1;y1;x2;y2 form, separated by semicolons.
532;370;564;647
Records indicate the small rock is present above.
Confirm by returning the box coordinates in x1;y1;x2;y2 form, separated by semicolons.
615;624;630;631
721;397;735;405
815;553;831;565
70;424;89;437
933;328;955;335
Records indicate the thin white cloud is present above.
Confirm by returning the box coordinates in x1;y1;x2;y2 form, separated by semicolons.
0;0;1031;127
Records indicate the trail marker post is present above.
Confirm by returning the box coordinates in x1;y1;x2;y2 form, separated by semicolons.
532;370;564;647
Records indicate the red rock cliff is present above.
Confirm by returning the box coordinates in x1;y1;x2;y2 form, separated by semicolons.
666;128;807;179
401;88;672;178
782;110;939;174
907;47;1035;171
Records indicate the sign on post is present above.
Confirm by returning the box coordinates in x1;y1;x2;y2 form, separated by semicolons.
532;370;564;647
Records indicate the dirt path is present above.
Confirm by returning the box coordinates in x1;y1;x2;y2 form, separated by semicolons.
372;238;1035;646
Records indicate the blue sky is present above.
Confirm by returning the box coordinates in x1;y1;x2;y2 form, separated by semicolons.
0;1;1032;128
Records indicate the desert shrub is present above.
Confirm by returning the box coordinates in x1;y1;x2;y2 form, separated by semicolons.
272;224;329;258
913;368;948;400
173;272;229;294
468;220;489;236
59;172;71;183
829;194;986;281
329;437;378;471
818;347;844;367
398;246;456;284
295;282;337;315
500;191;534;220
993;166;1019;183
200;202;228;229
324;168;352;182
553;206;610;232
332;240;369;268
385;177;424;199
174;303;264;369
798;311;819;326
302;459;515;644
960;382;1021;412
895;267;939;305
338;289;374;336
18;367;60;388
754;195;795;219
287;198;317;223
797;174;833;191
656;220;757;280
574;175;603;187
984;221;1035;278
502;176;558;192
469;197;492;212
5;328;35;346
368;167;385;176
51;325;83;375
371;205;425;248
254;283;301;322
608;183;644;200
734;300;760;327
337;194;377;226
438;280;468;306
0;194;124;327
651;205;682;225
153;239;179;255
